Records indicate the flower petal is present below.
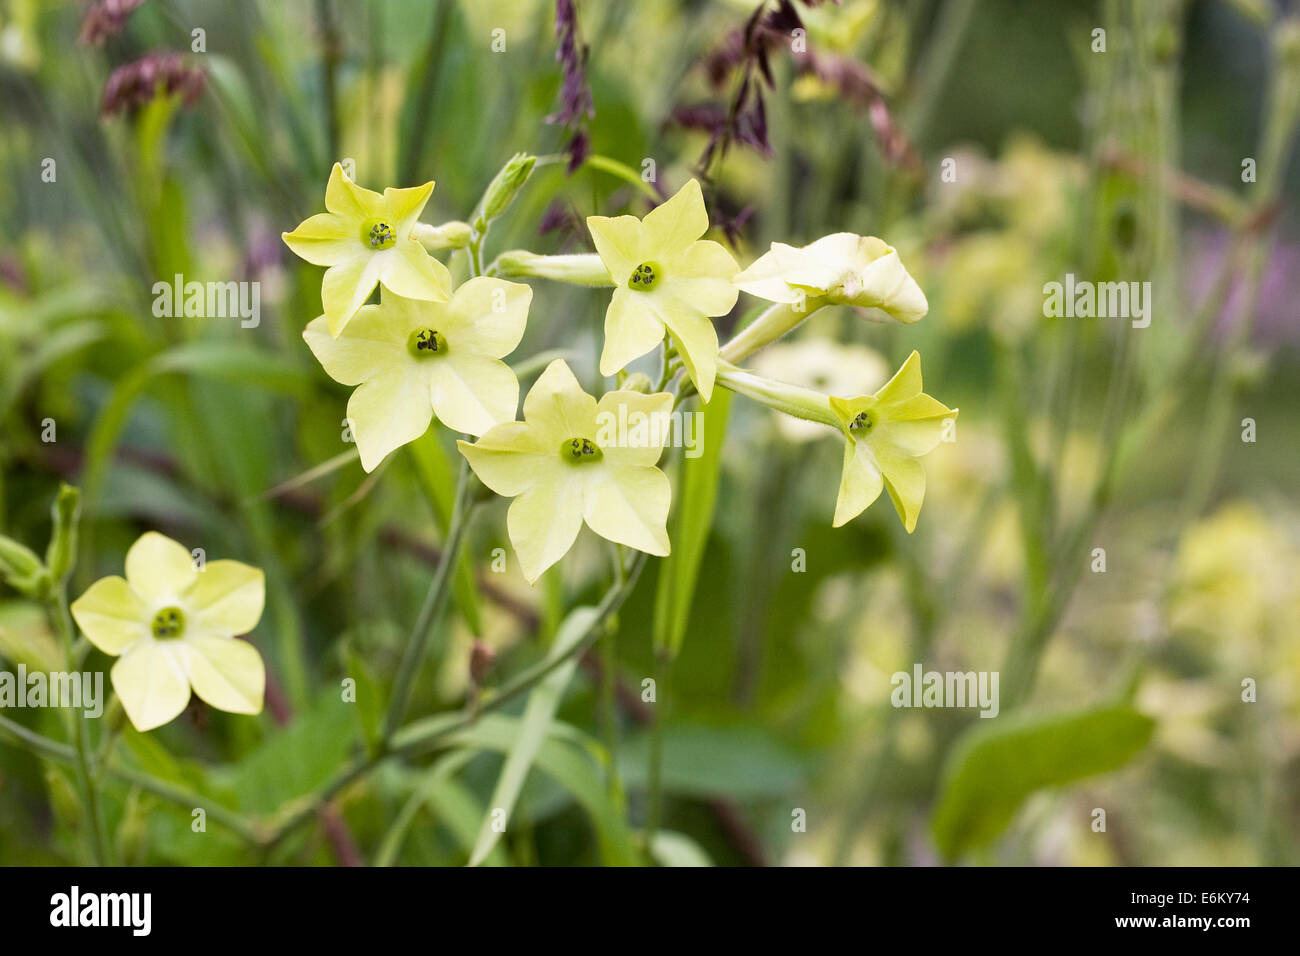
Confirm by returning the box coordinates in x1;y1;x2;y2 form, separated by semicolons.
642;179;708;258
282;213;353;266
832;440;885;527
507;471;584;583
323;253;387;336
660;306;719;402
383;181;435;234
595;390;674;467
665;239;740;316
380;239;452;303
303;308;408;387
521;359;598;441
112;640;191;732
873;350;923;405
125;532;199;604
444;276;531;358
877;449;926;533
324;162;383;220
185;560;265;636
586;214;644;283
70;576;147;656
347;371;434;472
181;634;265;715
599;287;665;377
430;354;520;436
581;465;670;556
458;424;551;497
734;242;833;303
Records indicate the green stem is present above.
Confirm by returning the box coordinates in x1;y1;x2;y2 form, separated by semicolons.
647;648;670;847
380;459;476;741
49;591;111;866
267;552;651;846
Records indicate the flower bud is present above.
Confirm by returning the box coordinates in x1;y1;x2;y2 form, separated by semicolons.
45;483;80;585
479;152;536;223
412;220;473;250
494;250;613;286
0;534;49;598
618;371;654;393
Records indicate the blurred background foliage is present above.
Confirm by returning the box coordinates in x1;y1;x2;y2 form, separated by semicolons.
0;0;1297;865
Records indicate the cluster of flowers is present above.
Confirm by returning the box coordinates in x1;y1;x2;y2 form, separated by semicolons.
283;164;958;583
53;162;957;736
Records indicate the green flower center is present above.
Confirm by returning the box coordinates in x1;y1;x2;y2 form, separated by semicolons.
849;410;874;433
629;261;660;291
361;218;397;250
408;328;447;357
560;437;603;463
151;605;186;640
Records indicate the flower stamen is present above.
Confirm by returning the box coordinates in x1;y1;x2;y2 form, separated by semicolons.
361;218;397;250
408;328;447;357
560;437;603;463
628;261;660;291
151;605;186;640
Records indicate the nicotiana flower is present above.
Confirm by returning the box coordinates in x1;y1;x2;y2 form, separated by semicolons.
283;163;453;337
752;338;888;443
304;279;532;471
734;232;928;324
70;532;265;732
827;350;956;531
458;359;672;583
587;179;739;401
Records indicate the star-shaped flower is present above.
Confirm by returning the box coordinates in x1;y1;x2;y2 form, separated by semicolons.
828;350;956;531
587;179;739;400
735;232;928;324
458;359;672;583
70;532;265;732
283;163;453;336
304;278;532;471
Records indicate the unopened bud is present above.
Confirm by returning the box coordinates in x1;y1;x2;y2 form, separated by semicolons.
0;534;49;597
412;220;472;250
480;152;536;223
45;484;80;585
619;372;654;394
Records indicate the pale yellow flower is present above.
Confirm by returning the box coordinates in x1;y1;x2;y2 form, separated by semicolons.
828;351;956;530
458;360;672;583
587;179;739;400
304;279;532;471
752;338;889;442
735;233;927;323
70;533;265;732
283;163;453;336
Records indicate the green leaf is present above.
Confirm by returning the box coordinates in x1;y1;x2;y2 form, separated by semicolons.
446;713;636;866
467;606;598;866
618;723;806;800
649;830;714;867
931;705;1155;860
653;389;731;657
82;342;312;520
219;693;357;815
